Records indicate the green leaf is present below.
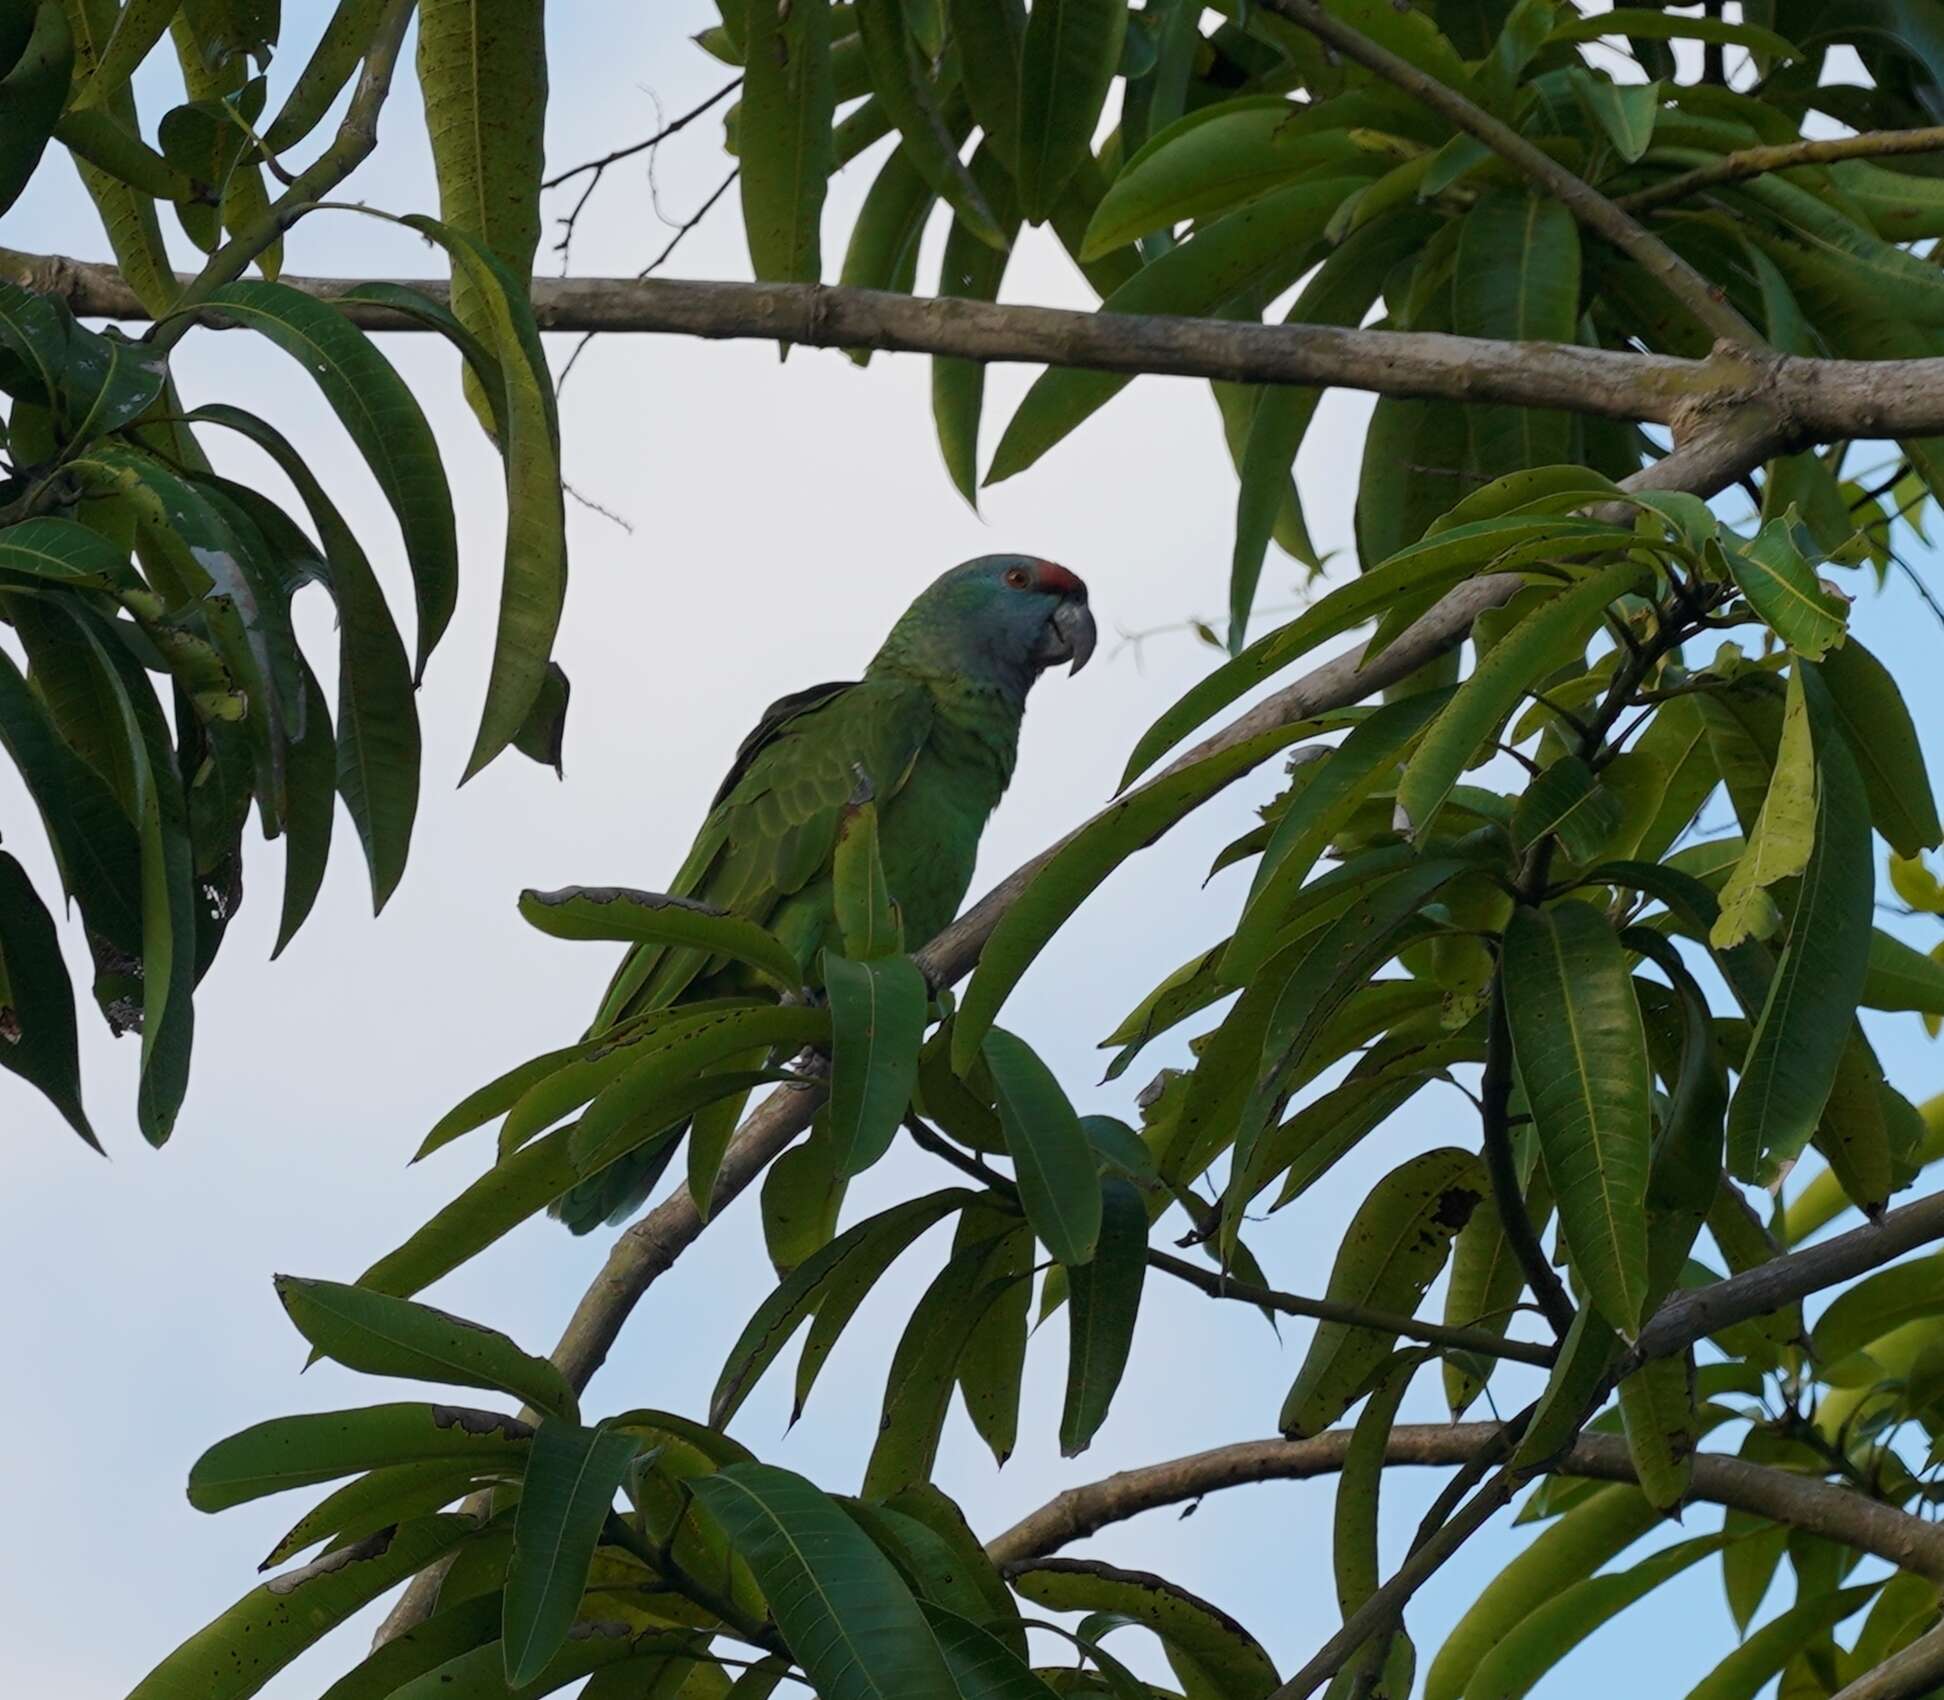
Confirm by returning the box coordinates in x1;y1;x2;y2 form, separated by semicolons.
955;721;1319;1063
739;0;834;281
983;1027;1103;1266
1229;210;1436;646
1225;692;1452;982
315;1595;501;1700
690;1463;957;1698
932;145;1021;506
1452;192;1582;472
1461;1534;1728;1700
1568;68;1659;163
1711;665;1815;950
952;1210;1034;1467
1720;514;1849;659
824;951;928;1177
1512;755;1622;864
0;850;97;1148
1810;1252;1944;1365
711;1190;975;1427
195;283;459;679
855;0;1006;248
273;1277;577;1421
189;1403;532;1512
925;1605;1062;1699
1502;900;1653;1334
1865;928;1944;1014
945;0;1022;167
1016;0;1126;222
519;887;803;991
1010;1560;1279;1700
126;1516;479;1700
187;402;421;911
831;796;905;959
1122;516;1634;790
1060;1176;1148;1456
0;645;142;959
1819;635;1941;856
262;1459;490;1570
503;1420;642;1683
1280;1147;1486;1438
987;177;1365;484
1422;1485;1658;1700
863;1232;1023;1499
0;2;70;214
1397;562;1649;839
570;1006;825;1175
1443;1131;1552;1417
1548;8;1800;59
1685;1585;1878;1700
1727;666;1874;1183
359;1124;583;1300
396;215;567;782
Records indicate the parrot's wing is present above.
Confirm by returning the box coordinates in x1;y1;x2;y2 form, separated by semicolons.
592;677;934;1030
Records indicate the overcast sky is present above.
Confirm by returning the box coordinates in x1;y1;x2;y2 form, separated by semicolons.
4;7;1943;1698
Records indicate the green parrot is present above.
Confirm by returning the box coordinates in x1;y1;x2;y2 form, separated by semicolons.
551;553;1097;1233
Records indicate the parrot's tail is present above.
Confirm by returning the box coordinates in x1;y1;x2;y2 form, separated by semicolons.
549;1135;683;1236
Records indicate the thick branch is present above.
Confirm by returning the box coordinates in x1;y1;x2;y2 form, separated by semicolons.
33;247;1944;439
985;1424;1944;1581
1831;1620;1944;1700
1259;0;1761;348
1621;126;1944;215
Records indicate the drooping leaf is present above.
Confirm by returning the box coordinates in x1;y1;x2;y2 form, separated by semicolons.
1727;666;1875;1183
0;1;71;214
708;1190;975;1428
1818;634;1941;856
1060;1176;1148;1456
503;1420;641;1683
194;282;459;680
739;0;834;282
1016;0;1127;221
0;849;97;1148
1280;1147;1486;1438
824;951;928;1179
1720;514;1849;659
690;1463;957;1699
983;1027;1103;1267
1684;1585;1878;1700
1502;899;1653;1334
1711;665;1815;950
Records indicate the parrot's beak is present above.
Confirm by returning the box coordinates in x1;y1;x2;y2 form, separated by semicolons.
1034;595;1097;675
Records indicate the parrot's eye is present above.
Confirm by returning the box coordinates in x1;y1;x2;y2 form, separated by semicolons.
1002;566;1031;589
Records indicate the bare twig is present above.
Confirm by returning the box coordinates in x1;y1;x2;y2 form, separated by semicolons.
542;77;741;190
1259;0;1762;348
1620;125;1944;215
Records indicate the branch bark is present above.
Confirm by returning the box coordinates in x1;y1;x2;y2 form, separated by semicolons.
1258;0;1761;348
985;1423;1944;1581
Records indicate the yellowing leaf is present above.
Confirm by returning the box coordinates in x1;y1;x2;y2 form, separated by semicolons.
1711;667;1816;950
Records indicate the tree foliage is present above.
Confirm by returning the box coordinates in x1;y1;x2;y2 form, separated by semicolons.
10;2;1944;1698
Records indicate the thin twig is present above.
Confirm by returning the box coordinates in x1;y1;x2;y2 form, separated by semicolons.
1620;124;1944;215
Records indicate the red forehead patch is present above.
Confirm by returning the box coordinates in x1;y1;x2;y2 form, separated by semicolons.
1032;559;1086;598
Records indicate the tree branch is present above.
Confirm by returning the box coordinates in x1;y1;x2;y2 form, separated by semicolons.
1620;126;1944;215
984;1423;1944;1581
1258;0;1761;348
33;246;1944;439
1831;1619;1944;1700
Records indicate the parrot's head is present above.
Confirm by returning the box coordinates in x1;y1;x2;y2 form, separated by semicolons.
877;554;1097;697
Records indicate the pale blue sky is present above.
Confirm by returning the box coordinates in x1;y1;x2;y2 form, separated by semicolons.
2;6;1941;1697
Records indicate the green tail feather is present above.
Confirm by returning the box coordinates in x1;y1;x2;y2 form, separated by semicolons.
549;1136;681;1236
